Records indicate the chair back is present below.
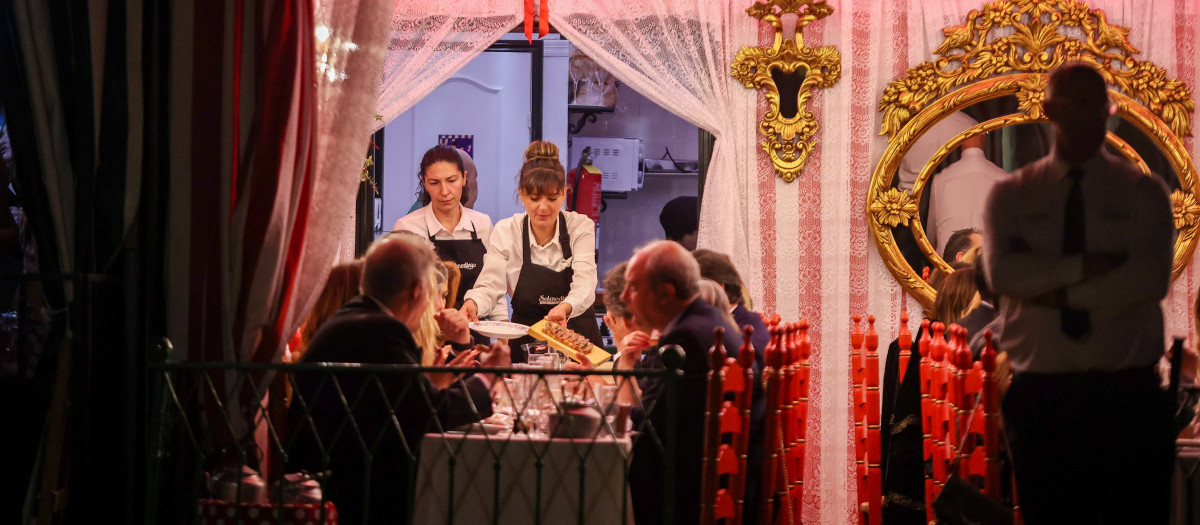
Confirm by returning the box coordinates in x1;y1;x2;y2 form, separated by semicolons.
851;315;866;519
701;325;758;525
783;321;813;518
921;324;1020;521
756;326;787;525
852;315;882;525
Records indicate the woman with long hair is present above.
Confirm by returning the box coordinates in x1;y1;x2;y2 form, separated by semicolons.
292;261;363;361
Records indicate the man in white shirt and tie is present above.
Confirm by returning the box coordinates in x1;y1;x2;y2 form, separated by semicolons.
983;63;1175;524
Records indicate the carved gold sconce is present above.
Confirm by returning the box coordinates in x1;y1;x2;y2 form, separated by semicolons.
867;0;1197;307
732;0;841;182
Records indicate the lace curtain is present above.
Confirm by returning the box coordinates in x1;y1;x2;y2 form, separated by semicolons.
373;0;522;132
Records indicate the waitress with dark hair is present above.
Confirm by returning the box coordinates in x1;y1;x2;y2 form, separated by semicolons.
393;145;505;319
460;140;602;361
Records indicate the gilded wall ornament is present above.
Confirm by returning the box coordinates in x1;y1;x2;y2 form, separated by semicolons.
732;0;841;182
867;0;1198;307
1173;190;1200;230
868;188;920;228
877;0;1193;139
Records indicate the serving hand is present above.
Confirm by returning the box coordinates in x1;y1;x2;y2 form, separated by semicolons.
460;299;480;323
545;303;572;328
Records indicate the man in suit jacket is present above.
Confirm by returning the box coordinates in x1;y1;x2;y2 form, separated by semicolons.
620;240;741;525
287;235;509;524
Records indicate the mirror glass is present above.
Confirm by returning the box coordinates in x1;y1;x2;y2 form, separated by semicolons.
770;66;807;119
890;98;1184;281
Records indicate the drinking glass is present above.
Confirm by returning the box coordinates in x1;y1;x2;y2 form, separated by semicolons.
523;342;549;357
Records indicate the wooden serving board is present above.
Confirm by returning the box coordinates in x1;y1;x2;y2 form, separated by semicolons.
527;319;612;367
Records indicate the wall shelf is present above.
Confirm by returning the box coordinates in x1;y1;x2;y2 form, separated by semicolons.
567;104;614;134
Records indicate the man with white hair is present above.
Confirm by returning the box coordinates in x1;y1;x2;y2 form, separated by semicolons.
620;240;742;525
288;234;509;524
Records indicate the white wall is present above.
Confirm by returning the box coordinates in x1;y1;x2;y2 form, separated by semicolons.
574;82;701;278
380;35;569;235
574;82;700;163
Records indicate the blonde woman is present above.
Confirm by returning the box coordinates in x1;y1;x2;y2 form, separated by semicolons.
415;262;483;389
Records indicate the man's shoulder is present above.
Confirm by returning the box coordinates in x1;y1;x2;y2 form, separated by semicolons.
1009;156;1054;184
732;304;767;331
302;299;418;364
664;301;736;344
988;156;1050;201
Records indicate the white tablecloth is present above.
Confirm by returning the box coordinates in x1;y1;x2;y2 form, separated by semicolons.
412;432;633;525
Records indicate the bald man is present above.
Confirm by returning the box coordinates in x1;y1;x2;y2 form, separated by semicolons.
620;240;742;525
288;235;509;524
983;64;1174;523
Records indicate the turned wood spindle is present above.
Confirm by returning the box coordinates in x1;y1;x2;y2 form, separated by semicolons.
864;315;882;525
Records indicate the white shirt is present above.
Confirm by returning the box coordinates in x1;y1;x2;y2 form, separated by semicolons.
392;204;494;243
392;204;507;320
982;149;1174;374
464;210;597;321
927;148;1009;254
898;111;979;191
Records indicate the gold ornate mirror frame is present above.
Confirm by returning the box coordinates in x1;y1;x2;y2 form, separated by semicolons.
866;0;1197;307
732;0;841;182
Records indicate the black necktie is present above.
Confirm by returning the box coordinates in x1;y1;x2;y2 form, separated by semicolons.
1062;167;1090;340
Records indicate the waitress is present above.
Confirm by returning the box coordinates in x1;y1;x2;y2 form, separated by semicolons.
393;145;505;319
460;140;603;362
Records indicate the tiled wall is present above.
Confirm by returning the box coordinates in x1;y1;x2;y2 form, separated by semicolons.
573;83;701;279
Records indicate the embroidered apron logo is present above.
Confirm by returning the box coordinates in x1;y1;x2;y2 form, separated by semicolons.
458;262;477;270
539;295;564;305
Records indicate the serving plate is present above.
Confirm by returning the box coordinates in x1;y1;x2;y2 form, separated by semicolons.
469;320;529;339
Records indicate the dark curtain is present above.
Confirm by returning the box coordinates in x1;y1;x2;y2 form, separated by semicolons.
0;0;168;521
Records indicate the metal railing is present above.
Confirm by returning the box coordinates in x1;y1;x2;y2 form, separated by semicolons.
146;347;684;525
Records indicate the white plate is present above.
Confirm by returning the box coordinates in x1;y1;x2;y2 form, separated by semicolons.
469;321;529;339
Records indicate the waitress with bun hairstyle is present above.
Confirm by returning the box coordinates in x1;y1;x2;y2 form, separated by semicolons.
460;140;602;362
392;145;506;320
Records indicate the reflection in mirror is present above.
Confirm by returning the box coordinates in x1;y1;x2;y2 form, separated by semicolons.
770;66;807;119
893;107;1181;280
1113;116;1179;189
869;0;1200;309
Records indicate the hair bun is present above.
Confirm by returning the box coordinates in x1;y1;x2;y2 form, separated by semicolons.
523;141;560;161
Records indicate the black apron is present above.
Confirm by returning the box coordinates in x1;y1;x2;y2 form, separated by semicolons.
427;217;486;310
509;212;603;363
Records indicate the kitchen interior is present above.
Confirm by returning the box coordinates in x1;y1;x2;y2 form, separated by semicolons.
376;33;704;347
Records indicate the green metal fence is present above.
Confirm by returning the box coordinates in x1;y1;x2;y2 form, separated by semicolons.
146;347;683;525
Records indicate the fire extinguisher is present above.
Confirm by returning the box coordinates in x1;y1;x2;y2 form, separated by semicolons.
567;146;602;224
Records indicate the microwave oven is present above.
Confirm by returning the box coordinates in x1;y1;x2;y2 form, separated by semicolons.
569;137;644;193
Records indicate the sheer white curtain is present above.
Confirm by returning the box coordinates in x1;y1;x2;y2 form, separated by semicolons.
268;0;394;362
373;0;523;132
550;0;761;313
